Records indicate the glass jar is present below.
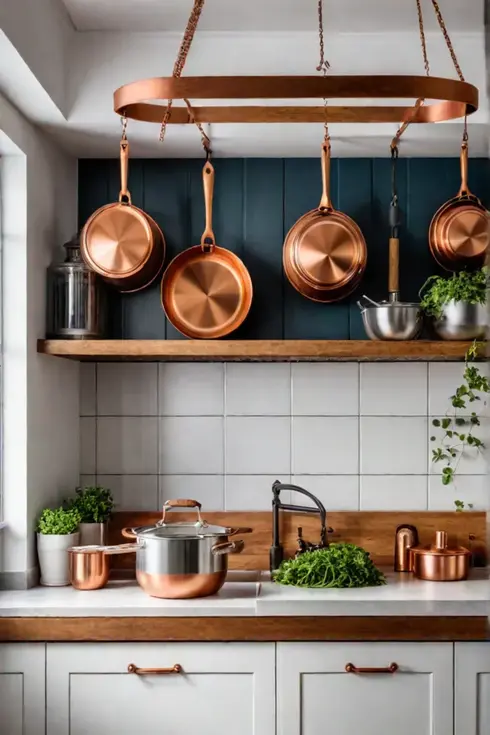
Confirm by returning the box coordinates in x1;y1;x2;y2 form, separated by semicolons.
46;234;105;339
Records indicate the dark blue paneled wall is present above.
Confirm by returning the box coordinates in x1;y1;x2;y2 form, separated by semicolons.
78;158;490;339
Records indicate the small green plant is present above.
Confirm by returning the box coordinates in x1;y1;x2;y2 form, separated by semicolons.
420;268;488;319
69;486;114;523
430;341;489;510
37;507;80;535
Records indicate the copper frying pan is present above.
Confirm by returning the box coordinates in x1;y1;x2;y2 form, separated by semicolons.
429;138;489;270
283;139;367;302
81;139;166;292
161;160;253;338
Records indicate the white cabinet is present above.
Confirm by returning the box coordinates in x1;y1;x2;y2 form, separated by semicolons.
46;642;275;735
0;643;45;735
455;642;490;735
277;642;453;735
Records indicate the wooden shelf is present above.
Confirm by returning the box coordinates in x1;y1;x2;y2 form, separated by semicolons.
37;339;478;362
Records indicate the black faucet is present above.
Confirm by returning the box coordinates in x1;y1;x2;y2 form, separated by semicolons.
270;479;330;572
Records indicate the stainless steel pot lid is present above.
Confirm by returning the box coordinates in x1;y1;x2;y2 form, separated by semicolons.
130;521;236;540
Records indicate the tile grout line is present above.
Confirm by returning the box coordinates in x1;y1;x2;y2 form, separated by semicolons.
426;361;430;510
156;363;161;508
357;362;361;510
94;364;98;485
223;363;227;510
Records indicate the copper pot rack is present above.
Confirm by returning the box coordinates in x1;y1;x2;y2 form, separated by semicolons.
113;0;478;133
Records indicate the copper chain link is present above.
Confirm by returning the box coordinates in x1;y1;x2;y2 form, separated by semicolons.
316;0;331;141
158;0;211;155
415;0;430;76
430;0;465;82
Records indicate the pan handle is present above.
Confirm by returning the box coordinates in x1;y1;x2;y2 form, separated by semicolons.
118;140;132;205
103;543;142;555
319;140;333;211
212;540;245;556
228;527;253;537
388;237;399;297
201;161;216;253
121;527;137;540
457;141;472;198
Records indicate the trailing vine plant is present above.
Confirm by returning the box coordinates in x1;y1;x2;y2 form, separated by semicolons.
431;341;489;511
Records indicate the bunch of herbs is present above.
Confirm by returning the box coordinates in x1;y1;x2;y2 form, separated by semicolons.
68;485;114;523
419;268;488;319
37;507;80;535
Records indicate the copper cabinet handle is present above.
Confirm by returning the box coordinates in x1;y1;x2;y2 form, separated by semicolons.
345;662;398;674
128;663;183;676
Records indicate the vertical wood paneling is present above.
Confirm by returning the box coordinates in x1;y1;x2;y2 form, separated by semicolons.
78;157;490;341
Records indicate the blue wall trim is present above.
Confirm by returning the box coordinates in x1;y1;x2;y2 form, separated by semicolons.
78;157;490;340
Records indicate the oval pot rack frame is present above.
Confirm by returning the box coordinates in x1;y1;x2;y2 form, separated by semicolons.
113;0;478;131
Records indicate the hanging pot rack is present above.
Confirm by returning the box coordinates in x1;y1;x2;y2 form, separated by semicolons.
113;0;478;130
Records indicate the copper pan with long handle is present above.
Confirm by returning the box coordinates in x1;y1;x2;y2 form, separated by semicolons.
161;158;252;338
429;136;489;270
81;138;166;292
283;138;367;302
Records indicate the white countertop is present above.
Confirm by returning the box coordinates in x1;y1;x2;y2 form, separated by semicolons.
0;570;489;617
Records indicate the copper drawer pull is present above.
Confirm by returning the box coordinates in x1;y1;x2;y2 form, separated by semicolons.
128;663;183;676
345;662;398;674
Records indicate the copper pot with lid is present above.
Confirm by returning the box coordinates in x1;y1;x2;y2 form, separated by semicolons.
411;531;471;581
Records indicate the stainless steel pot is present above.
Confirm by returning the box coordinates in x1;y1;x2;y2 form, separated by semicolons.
121;499;252;599
433;300;488;340
358;295;422;341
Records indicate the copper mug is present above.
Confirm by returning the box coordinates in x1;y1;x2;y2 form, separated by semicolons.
68;544;140;590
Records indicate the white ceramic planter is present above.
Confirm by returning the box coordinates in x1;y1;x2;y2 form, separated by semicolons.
37;531;80;587
79;522;108;547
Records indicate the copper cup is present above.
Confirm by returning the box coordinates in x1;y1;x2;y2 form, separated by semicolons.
68;544;138;590
411;531;471;582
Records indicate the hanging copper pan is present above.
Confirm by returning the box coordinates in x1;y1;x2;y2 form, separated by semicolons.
81;139;166;292
161;159;252;339
429;138;489;271
283;139;367;302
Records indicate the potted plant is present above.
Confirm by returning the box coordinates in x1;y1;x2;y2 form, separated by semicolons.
419;268;488;340
69;485;114;546
37;507;80;586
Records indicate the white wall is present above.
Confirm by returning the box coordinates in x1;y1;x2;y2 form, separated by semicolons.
0;93;79;587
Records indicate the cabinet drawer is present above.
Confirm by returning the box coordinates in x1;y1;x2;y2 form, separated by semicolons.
47;642;274;735
277;642;453;735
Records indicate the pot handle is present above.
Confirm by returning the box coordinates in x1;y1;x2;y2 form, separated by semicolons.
212;540;245;556
201;161;216;253
118;139;132;205
228;527;253;536
160;499;203;526
121;527;137;540
457;140;473;198
319;139;333;211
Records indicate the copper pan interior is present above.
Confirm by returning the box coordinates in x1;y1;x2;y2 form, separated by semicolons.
283;140;367;302
161;160;253;338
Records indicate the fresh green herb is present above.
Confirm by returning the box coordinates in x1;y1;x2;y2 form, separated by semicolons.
273;543;386;588
419;268;488;319
67;486;114;523
37;507;80;535
430;341;489;510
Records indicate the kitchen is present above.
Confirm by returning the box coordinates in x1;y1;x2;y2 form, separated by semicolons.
0;0;489;733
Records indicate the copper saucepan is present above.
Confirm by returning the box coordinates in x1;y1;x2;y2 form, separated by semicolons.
68;543;139;590
283;139;367;302
429;138;489;270
81;138;166;292
410;531;471;581
161;159;253;338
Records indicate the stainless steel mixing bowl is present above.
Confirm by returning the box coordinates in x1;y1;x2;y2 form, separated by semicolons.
359;298;423;341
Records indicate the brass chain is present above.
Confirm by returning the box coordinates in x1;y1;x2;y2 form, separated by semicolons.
120;114;128;141
430;0;465;81
415;0;430;76
159;0;211;155
316;0;331;141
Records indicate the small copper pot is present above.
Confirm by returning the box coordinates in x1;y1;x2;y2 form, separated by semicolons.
68;544;139;590
411;531;471;582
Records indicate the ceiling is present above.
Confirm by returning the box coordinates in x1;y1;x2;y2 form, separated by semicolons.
61;0;483;33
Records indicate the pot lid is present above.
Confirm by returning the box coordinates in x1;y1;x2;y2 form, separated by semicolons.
411;530;470;557
130;520;235;540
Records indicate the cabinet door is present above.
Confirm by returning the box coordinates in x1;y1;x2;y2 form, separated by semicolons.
47;642;275;735
277;642;453;735
0;643;46;735
455;642;490;735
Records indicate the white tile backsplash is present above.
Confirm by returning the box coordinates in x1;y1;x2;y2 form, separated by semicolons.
80;361;488;512
292;416;358;474
226;363;291;416
291;476;359;511
360;476;428;511
291;363;359;416
159;417;224;474
97;417;159;475
360;416;428;474
98;363;158;416
225;416;290;474
360;363;427;416
159;363;224;416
